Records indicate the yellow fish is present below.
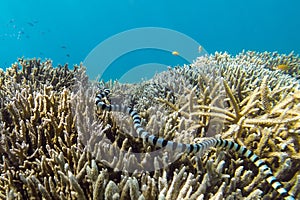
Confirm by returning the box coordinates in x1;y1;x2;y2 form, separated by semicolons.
276;64;289;70
172;51;179;56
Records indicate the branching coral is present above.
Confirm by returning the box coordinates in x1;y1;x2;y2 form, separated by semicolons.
95;86;295;199
0;51;299;200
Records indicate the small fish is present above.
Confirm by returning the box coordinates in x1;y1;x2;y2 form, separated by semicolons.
66;54;70;57
17;31;24;40
198;45;203;53
61;46;67;49
276;64;289;70
172;51;179;56
27;22;34;26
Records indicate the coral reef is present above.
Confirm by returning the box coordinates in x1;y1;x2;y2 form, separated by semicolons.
231;51;300;79
0;51;299;200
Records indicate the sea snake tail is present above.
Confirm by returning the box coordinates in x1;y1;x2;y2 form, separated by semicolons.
95;89;295;200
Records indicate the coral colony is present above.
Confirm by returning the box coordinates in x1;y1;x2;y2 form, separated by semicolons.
95;88;294;199
0;51;300;199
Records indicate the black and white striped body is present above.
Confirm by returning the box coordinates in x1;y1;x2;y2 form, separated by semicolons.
95;89;295;200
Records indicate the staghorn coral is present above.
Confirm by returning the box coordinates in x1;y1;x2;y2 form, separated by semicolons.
0;51;299;200
233;51;300;79
95;85;296;199
93;51;300;199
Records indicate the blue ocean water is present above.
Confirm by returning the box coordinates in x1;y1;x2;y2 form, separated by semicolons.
0;0;299;82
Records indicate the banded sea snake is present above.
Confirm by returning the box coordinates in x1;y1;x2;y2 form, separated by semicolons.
95;88;295;200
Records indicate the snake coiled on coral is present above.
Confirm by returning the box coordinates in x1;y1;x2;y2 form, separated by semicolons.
95;88;295;200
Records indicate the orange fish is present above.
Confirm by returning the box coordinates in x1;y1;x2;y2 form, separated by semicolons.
276;64;289;70
172;51;179;56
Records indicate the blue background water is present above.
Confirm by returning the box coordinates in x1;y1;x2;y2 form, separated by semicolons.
1;0;299;81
